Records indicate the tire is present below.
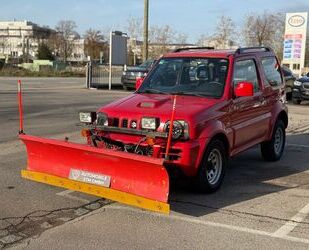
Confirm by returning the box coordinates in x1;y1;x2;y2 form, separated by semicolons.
261;120;285;162
194;140;227;193
286;92;292;101
292;98;301;105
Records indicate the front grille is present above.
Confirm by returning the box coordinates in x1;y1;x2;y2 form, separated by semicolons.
122;119;128;128
303;82;309;90
112;118;119;127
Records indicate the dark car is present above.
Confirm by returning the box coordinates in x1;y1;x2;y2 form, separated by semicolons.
292;72;309;104
281;65;297;101
121;59;155;90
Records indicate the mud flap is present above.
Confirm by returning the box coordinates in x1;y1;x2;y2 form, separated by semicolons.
19;134;170;214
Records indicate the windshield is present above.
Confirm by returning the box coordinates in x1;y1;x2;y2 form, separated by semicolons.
137;58;229;98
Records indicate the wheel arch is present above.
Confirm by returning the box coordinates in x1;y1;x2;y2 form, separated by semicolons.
276;110;288;128
210;133;230;158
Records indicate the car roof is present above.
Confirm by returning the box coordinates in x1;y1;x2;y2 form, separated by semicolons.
163;47;275;59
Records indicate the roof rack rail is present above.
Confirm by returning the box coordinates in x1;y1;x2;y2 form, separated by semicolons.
173;47;215;53
235;46;273;54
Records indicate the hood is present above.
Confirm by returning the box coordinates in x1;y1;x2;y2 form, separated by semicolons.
98;93;221;122
298;76;309;82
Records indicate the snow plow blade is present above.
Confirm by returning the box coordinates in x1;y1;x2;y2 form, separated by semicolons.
20;134;170;214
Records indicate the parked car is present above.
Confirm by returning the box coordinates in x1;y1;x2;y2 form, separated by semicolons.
83;46;288;193
281;65;297;101
292;72;309;104
121;59;156;90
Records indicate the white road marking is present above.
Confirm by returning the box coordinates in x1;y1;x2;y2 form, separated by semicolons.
56;190;90;204
105;204;309;245
273;202;309;237
286;143;309;149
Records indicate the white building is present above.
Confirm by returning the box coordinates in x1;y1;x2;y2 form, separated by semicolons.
68;38;88;63
0;20;54;60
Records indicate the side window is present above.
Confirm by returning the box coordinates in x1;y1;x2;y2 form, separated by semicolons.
261;57;283;86
233;59;260;93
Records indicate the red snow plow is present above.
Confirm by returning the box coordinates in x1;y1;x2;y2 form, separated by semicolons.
18;80;171;214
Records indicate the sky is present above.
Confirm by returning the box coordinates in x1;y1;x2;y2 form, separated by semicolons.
0;0;308;42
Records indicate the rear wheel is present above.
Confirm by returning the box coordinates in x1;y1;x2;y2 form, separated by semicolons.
195;140;227;193
261;120;285;161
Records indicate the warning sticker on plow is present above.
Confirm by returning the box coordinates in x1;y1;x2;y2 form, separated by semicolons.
69;169;111;188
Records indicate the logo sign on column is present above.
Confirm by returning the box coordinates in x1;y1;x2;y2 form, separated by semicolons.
288;15;306;27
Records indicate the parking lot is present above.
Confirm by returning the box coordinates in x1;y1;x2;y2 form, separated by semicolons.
1;77;309;249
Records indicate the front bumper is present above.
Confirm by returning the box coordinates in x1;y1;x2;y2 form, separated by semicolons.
121;76;137;88
87;125;203;176
292;87;309;100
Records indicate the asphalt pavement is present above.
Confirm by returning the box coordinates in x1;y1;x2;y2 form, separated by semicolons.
1;77;309;249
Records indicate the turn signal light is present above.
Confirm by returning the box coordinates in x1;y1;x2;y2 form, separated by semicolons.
146;137;155;146
81;129;91;137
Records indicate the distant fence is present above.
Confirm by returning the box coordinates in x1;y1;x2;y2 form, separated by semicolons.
86;63;123;89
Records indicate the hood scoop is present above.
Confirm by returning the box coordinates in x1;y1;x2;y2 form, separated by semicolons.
138;97;171;109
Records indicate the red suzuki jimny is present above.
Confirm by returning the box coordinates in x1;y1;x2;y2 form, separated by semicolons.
80;46;288;193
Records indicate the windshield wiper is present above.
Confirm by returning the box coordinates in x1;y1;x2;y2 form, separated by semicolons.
139;89;169;95
170;91;208;98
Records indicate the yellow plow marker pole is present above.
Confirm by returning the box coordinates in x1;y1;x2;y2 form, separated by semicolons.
21;170;170;215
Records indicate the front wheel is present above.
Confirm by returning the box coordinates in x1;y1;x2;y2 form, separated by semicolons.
194;140;227;193
261;120;286;161
292;98;301;105
286;92;292;101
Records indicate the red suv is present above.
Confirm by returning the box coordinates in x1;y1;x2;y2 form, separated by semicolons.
82;46;288;193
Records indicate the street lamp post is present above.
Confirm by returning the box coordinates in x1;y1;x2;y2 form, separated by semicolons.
143;0;149;61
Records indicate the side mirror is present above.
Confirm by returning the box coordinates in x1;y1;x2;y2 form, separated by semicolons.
135;77;144;90
234;81;254;97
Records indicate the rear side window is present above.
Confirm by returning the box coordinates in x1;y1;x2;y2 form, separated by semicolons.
233;59;260;93
261;57;283;86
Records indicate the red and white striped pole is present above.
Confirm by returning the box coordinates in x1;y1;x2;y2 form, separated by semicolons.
18;80;24;134
165;95;177;161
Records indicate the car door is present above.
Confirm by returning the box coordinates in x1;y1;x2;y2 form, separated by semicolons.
230;57;269;151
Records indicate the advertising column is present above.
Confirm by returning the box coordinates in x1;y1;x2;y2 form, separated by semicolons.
282;12;308;75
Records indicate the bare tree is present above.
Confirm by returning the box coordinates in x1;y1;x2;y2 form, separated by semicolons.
243;12;284;59
195;16;236;49
126;16;143;41
148;25;175;58
84;29;107;61
175;33;188;45
214;16;236;48
196;34;211;46
125;17;143;64
125;19;188;59
51;20;78;62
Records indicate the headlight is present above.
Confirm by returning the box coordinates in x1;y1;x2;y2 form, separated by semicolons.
164;120;189;140
136;72;143;78
122;71;126;76
79;111;96;124
141;117;157;130
294;80;302;86
96;112;108;126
